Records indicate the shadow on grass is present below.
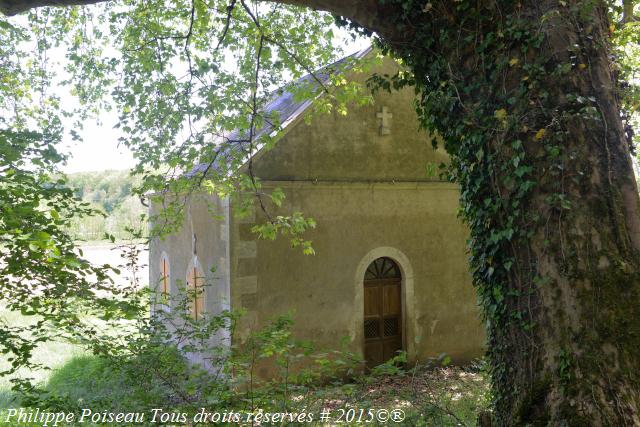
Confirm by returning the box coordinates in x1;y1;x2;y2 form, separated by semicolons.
45;355;132;411
38;350;187;414
0;387;19;411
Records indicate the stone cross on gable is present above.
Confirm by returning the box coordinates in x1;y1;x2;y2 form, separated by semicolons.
376;106;392;136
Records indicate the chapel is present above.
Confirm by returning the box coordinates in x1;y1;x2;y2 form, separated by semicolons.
149;48;485;370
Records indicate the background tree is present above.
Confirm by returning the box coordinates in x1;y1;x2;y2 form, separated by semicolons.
65;170;145;240
0;14;140;402
2;0;640;425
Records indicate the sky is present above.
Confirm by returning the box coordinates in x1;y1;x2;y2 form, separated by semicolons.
62;113;135;174
60;27;370;174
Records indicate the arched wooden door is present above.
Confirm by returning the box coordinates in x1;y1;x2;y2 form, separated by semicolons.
363;257;403;367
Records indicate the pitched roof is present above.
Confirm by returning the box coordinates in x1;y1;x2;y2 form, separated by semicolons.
252;46;372;141
188;46;372;178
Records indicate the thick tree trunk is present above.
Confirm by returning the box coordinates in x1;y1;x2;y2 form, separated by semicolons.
515;6;640;424
4;0;640;424
370;1;640;424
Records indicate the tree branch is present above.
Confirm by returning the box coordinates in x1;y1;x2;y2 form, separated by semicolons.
214;0;236;50
0;0;398;45
1;0;103;15
621;0;639;25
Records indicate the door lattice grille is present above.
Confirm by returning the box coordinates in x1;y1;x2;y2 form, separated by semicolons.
364;319;380;339
384;317;399;337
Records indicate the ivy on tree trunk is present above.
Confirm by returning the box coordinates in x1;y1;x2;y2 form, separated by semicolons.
364;0;640;423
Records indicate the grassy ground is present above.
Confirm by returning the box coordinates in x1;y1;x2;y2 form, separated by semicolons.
1;354;490;425
0;306;86;411
73;238;147;247
302;359;490;426
1;304;490;426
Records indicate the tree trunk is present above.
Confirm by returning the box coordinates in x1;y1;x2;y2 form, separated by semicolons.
3;0;640;424
368;0;640;424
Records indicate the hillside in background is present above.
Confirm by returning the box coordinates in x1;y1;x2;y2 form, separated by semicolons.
66;170;146;241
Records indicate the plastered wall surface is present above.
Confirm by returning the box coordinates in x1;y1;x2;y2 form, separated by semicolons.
251;57;448;182
149;193;231;365
230;182;485;373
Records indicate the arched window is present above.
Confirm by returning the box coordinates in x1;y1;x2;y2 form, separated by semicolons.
186;258;205;320
159;253;170;296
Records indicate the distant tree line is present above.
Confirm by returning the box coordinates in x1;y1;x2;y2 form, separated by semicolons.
65;170;145;241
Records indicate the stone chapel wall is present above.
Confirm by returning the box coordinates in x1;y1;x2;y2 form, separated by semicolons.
228;55;485;372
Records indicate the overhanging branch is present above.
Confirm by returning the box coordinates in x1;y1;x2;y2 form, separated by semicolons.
0;0;105;15
0;0;396;43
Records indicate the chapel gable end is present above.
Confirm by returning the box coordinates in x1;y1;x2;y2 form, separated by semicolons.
251;55;449;182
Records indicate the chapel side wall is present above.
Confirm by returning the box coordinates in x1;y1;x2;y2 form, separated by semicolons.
149;193;231;333
229;183;485;375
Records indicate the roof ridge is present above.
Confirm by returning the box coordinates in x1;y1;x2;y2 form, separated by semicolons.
186;46;373;179
267;45;372;101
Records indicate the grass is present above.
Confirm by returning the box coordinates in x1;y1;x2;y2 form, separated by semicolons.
0;305;86;411
331;364;490;426
43;354;178;413
1;304;490;426
2;356;489;426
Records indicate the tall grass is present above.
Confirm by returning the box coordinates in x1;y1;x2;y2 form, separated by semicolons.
0;305;85;410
